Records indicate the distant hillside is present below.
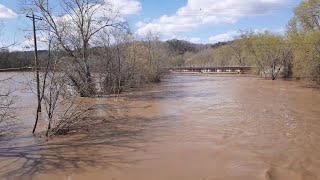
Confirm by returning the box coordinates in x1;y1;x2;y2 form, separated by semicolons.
0;40;233;69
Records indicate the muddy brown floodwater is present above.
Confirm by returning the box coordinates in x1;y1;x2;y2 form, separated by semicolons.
0;73;320;180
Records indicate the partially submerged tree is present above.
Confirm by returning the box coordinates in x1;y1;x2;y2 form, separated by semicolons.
30;45;114;137
91;28;169;95
27;0;128;97
0;80;16;134
143;31;169;82
0;23;17;134
94;29;136;95
20;0;170;134
243;31;292;80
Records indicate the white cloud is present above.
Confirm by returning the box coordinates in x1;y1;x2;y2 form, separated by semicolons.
9;39;34;52
106;0;142;16
209;31;239;43
208;28;281;43
190;37;201;43
52;0;141;23
136;0;289;36
10;36;49;52
135;21;146;28
0;4;17;19
8;0;141;51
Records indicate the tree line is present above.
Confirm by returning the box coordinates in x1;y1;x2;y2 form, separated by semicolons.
170;0;320;83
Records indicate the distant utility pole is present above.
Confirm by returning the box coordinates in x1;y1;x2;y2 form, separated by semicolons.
46;0;51;59
26;13;43;134
26;13;42;113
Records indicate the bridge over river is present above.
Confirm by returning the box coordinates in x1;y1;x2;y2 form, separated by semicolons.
170;66;255;74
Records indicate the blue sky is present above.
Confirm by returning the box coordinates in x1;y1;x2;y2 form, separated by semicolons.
0;0;302;50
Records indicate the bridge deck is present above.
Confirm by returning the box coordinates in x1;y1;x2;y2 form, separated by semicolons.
170;66;254;73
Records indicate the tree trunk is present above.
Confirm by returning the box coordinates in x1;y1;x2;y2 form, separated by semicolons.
46;112;52;137
272;63;276;80
32;106;41;134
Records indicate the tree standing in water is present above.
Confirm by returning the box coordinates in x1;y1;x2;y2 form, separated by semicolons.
0;23;16;134
26;0;128;97
243;31;292;80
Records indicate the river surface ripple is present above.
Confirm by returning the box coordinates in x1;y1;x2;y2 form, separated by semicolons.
0;73;320;180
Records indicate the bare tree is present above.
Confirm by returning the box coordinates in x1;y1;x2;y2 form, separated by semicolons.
0;23;17;134
91;29;169;96
0;77;16;135
25;0;128;97
92;28;131;95
143;31;169;82
30;46;114;137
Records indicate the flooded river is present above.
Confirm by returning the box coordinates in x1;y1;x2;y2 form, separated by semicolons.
0;73;320;180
